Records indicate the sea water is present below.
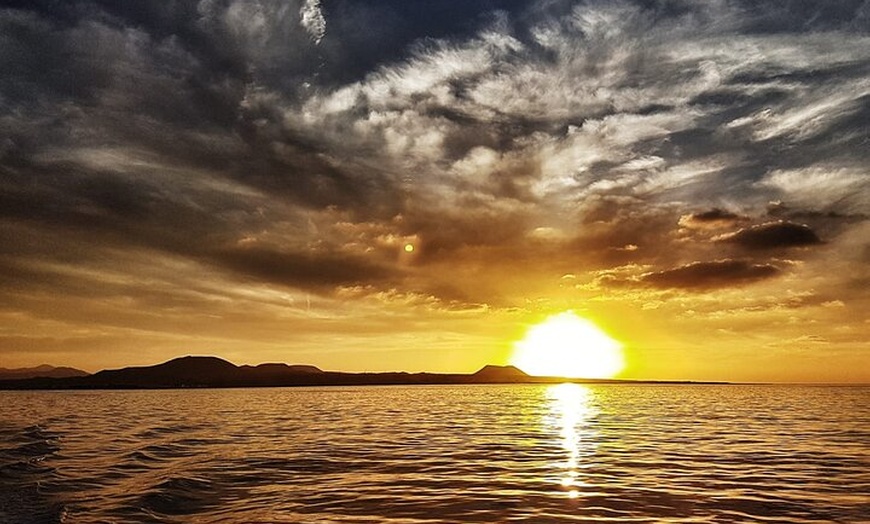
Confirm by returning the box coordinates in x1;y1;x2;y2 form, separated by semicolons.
1;384;868;523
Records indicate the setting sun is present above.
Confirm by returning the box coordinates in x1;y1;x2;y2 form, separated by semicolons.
511;312;624;379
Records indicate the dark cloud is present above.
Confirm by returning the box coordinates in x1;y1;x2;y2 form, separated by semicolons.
0;162;241;252
0;0;867;327
734;0;870;34
641;260;781;289
319;0;533;85
0;1;397;216
716;221;823;250
679;208;748;229
210;245;394;290
0;168;399;297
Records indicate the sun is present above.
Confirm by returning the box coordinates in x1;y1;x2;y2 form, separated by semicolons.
510;311;624;379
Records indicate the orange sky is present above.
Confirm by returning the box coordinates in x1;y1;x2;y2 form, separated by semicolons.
1;0;868;382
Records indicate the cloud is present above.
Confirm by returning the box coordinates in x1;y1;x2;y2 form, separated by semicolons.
715;221;822;250
211;245;392;290
641;260;781;289
679;208;748;229
757;165;869;214
821;300;845;308
299;0;326;44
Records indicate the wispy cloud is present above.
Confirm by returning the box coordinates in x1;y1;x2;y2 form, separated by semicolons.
299;0;326;44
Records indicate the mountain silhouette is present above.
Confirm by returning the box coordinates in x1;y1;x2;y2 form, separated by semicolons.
80;356;329;388
0;355;724;389
91;356;242;387
0;355;545;389
473;365;528;380
0;365;89;380
239;363;324;378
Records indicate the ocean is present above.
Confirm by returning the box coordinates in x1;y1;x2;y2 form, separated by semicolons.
1;384;868;523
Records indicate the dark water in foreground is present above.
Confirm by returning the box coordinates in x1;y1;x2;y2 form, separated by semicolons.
1;385;868;523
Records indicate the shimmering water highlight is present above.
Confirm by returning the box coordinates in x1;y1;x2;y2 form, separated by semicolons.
1;384;868;523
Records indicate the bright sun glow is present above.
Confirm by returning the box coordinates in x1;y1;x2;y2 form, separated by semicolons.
511;311;624;378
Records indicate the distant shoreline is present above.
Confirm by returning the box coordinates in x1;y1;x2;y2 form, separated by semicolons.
0;355;735;390
0;380;734;391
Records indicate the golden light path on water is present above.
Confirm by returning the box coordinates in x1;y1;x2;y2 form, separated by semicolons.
547;383;599;499
2;386;869;521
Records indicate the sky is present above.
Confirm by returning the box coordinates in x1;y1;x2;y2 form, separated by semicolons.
1;0;868;382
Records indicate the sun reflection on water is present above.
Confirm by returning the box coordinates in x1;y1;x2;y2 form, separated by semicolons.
546;383;598;499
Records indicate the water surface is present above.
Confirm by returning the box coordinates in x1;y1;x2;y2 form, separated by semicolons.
1;385;868;522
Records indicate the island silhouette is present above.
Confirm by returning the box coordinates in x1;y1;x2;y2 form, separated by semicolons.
0;356;722;389
0;364;90;381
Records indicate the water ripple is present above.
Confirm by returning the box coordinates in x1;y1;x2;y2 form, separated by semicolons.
0;385;868;523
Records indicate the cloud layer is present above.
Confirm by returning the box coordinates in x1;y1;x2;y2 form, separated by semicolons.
1;0;867;379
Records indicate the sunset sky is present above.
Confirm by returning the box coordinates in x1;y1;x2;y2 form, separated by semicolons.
1;0;868;382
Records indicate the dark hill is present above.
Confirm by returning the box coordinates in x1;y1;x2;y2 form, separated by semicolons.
284;364;323;374
239;363;324;381
242;363;323;373
472;365;529;382
0;355;726;390
91;356;239;387
73;356;328;388
0;365;90;380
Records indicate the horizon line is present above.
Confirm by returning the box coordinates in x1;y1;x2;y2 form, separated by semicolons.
4;354;870;386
